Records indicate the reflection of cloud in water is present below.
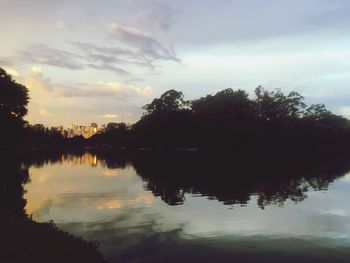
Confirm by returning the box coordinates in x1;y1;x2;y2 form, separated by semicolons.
37;174;48;183
101;169;119;177
130;194;154;206
23;151;350;262
100;168;134;177
28;198;53;221
28;190;155;220
321;209;347;217
59;209;350;263
339;173;350;182
25;160;146;222
95;193;154;210
97;199;122;210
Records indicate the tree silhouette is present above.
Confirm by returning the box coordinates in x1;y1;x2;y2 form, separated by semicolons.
0;68;29;118
254;86;305;121
121;87;350;151
303;104;331;120
0;67;30;146
192;88;256;120
142;89;189;116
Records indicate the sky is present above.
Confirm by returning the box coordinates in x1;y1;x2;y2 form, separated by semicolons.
1;0;350;126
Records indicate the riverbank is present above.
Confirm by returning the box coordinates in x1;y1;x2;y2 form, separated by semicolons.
0;213;105;263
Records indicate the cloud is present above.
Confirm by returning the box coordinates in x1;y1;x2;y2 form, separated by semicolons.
56;21;73;29
1;2;180;77
101;114;119;119
70;39;179;76
86;63;131;76
25;66;53;93
5;43;132;76
97;81;154;97
0;58;13;67
164;0;350;46
57;81;154;99
4;31;179;76
8;42;134;76
71;41;150;68
17;43;84;70
39;108;54;117
4;67;19;77
108;22;179;66
21;65;153;102
339;107;350;118
70;41;135;75
130;2;178;55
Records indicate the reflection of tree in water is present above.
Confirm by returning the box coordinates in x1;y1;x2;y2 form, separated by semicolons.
20;149;129;170
0;152;29;216
131;153;350;208
10;150;350;210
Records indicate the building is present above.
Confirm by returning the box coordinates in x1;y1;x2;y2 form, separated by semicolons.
65;123;103;139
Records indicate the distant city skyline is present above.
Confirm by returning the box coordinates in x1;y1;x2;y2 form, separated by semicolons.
2;0;350;126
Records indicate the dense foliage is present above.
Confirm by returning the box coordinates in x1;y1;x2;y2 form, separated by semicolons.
126;87;350;151
0;68;29;145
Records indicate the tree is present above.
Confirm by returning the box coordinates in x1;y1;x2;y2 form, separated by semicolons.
106;122;127;132
0;68;29;119
303;104;331;121
133;90;192;148
192;88;256;119
255;86;305;121
303;104;349;131
142;90;188;116
0;67;30;145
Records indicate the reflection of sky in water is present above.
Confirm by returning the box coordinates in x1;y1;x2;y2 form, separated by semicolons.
24;154;350;262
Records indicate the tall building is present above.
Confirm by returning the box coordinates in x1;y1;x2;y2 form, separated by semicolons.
65;123;103;138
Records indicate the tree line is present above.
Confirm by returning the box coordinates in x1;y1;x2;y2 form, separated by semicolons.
92;88;350;152
1;66;350;152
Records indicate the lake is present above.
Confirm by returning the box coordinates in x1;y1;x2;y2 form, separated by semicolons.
22;151;350;262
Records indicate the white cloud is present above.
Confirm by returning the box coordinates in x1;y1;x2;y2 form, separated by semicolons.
25;66;53;93
101;114;118;119
110;22;150;38
22;66;153;101
56;21;73;29
57;81;154;99
339;107;350;118
4;67;19;77
97;81;154;97
39;108;54;117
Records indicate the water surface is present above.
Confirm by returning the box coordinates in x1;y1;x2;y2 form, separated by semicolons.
24;152;350;262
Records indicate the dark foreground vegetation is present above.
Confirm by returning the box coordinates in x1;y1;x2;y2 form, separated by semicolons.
0;215;104;263
1;66;350;153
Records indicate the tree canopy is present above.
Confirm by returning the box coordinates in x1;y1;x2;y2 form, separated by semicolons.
0;67;30;145
0;68;29;119
254;86;305;121
128;86;350;150
142;90;189;116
